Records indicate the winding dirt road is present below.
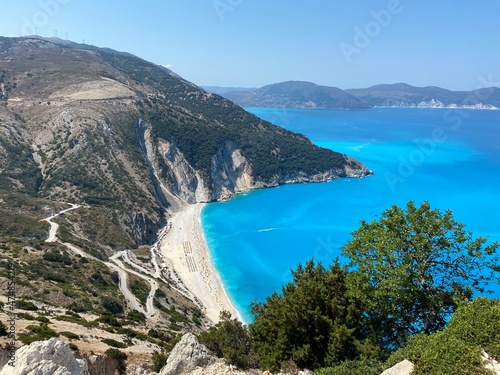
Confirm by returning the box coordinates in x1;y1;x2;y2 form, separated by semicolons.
42;203;158;319
43;203;80;242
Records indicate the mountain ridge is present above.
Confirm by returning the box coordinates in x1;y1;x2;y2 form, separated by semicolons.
220;80;370;109
346;82;500;109
212;81;500;110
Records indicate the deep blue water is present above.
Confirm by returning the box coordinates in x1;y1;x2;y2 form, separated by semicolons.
201;108;500;323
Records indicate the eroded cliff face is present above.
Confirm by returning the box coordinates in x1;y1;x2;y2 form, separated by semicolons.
210;141;255;201
139;121;371;208
140;122;256;205
138;122;209;208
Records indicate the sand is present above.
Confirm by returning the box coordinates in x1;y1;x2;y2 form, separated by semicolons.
158;203;242;323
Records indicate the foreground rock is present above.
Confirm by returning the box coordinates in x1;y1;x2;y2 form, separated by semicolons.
0;338;88;375
380;360;414;375
482;351;500;375
158;333;313;375
159;333;215;375
3;336;498;375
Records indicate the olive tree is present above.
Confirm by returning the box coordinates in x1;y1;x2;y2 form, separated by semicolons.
342;201;500;349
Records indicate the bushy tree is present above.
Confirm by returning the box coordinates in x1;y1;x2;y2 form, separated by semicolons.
250;261;364;372
101;296;124;315
150;351;169;373
385;298;500;375
342;201;500;349
387;331;488;375
446;297;500;359
315;358;384;375
198;311;257;369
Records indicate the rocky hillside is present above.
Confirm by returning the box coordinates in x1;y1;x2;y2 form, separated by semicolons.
0;37;371;249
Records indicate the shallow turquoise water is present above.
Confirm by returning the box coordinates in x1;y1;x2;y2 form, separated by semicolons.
201;108;500;323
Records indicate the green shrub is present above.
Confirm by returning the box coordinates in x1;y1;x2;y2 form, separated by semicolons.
126;310;146;323
60;331;80;340
385;299;500;375
102;338;126;348
386;331;485;375
446;298;500;359
98;314;122;327
0;321;7;336
129;279;149;304
315;358;384;375
151;351;169;372
35;316;51;323
18;323;57;345
413;331;487;375
101;297;124;315
43;250;72;265
16;299;38;311
16;312;36;320
198;311;258;370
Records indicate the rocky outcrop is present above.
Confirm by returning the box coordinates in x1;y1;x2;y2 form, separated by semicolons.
159;333;215;375
84;354;119;375
158;334;316;375
0;338;88;375
157;139;209;204
126;365;154;375
120;210;162;245
0;347;8;370
210;141;254;201
482;351;500;375
149;134;371;205
380;360;414;375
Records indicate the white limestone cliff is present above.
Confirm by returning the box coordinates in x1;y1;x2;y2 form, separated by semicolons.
0;338;88;375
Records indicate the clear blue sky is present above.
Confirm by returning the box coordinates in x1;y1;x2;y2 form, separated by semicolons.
1;0;499;90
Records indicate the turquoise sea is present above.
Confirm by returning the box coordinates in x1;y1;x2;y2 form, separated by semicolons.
201;108;500;323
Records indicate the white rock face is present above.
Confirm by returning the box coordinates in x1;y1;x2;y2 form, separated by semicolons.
380;359;414;375
159;333;215;375
155;138;210;204
0;338;88;375
482;351;500;375
210;141;254;201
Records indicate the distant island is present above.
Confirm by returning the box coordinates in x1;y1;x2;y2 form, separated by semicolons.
204;81;500;110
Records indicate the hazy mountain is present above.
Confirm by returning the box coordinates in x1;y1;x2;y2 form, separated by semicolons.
221;81;371;109
346;83;500;109
217;81;500;110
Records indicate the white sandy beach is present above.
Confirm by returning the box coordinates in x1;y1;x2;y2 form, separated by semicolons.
158;203;241;323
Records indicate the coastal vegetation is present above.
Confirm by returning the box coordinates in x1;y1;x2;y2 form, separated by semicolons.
198;310;258;369
201;201;500;374
145;94;350;184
